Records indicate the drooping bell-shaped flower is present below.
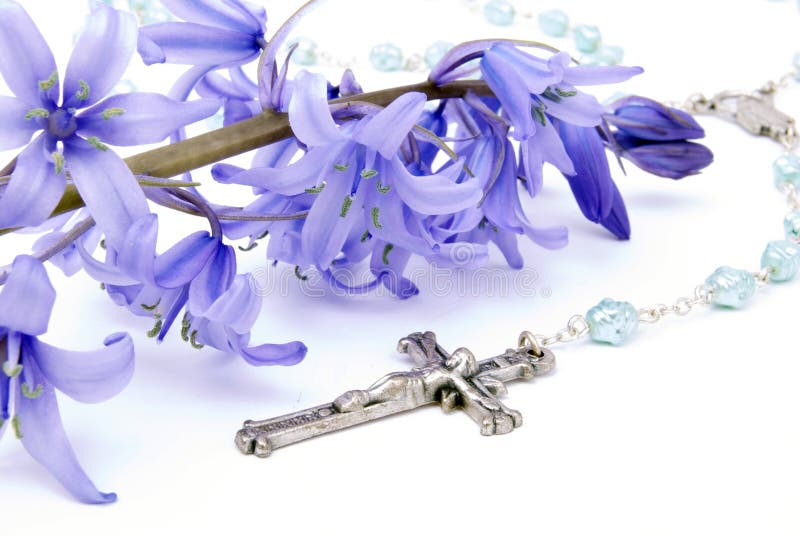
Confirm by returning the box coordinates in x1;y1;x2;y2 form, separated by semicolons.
0;255;134;504
214;70;484;296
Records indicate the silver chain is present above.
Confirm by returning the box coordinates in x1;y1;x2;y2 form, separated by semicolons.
518;73;799;352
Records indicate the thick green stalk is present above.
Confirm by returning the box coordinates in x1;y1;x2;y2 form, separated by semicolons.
0;80;491;237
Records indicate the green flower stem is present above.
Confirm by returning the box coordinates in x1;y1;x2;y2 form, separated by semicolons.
0;80;493;237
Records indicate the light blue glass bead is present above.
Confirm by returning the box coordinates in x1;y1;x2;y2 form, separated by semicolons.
424;41;453;69
784;210;800;240
370;43;404;72
538;9;569;37
598;45;624;65
586;298;639;345
483;0;515;26
793;52;800;81
773;154;800;189
761;240;800;282
289;37;318;66
704;266;755;308
574;25;602;54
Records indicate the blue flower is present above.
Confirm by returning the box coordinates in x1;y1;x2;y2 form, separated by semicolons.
78;202;306;365
478;44;642;195
0;256;134;504
0;1;219;248
604;96;713;179
214;70;484;296
137;0;267;102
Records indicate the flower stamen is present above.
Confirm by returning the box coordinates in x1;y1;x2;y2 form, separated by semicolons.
75;80;90;101
24;108;49;120
21;383;44;399
101;107;125;120
38;71;58;91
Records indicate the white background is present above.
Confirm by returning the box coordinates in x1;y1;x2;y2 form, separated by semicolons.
1;0;800;534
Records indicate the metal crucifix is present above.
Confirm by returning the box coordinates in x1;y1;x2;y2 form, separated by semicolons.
235;331;555;458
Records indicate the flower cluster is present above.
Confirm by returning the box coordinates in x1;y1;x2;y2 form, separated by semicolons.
0;0;713;503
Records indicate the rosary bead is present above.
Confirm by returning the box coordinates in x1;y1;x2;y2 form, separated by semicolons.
289;37;318;66
586;298;639;345
705;266;755;308
424;41;454;69
784;210;800;240
538;9;569;37
761;240;800;282
483;0;515;26
369;43;404;72
573;25;602;54
772;153;800;189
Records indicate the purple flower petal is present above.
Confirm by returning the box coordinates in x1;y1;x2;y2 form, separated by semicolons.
519;121;574;196
607;95;705;141
64;138;150;251
197;72;253;100
301;165;366;269
350;92;427;159
0;256;55;336
0;136;66;229
491;228;524;269
0;0;57;104
0;96;41;150
389;157;481;215
75;241;139;286
252;138;299;168
288;71;345;147
161;0;265;34
562;65;644;86
520;222;568;250
618;137;714;179
188;245;236;314
216;145;336;195
481;48;535;140
370;242;419;299
489;45;564;94
116;214;159;286
167;64;213;101
78;93;220;146
63;4;137;109
15;357;117;504
154;232;219;288
191;273;258;334
600;180;631;239
557;122;615;221
27;332;134;403
138;23;260;67
239;339;307;367
543;89;607;127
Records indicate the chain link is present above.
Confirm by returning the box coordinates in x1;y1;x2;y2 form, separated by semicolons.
517;73;797;353
636;284;714;325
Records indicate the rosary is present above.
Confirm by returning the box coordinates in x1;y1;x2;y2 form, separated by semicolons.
235;7;800;456
0;0;798;506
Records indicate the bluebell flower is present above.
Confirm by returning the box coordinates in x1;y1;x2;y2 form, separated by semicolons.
603;96;713;179
478;44;643;195
78;205;306;365
606;95;704;141
0;255;134;504
138;0;267;100
214;71;484;296
557;122;631;239
613;134;714;180
0;1;219;248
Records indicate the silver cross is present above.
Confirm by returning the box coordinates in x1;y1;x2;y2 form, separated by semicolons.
235;331;555;458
